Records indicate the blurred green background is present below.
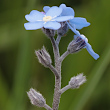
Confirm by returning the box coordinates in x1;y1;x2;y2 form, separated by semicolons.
0;0;110;110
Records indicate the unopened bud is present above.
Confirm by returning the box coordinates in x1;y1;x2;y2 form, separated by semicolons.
67;36;86;53
69;73;86;89
35;46;52;67
57;22;68;36
27;88;46;107
42;27;55;38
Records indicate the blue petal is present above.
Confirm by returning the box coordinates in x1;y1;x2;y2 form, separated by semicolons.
59;4;66;8
62;7;74;16
86;43;99;60
70;17;90;29
25;10;44;22
67;22;80;36
44;21;61;30
24;22;43;30
46;6;62;17
43;6;50;13
54;16;73;22
74;34;79;39
59;4;74;16
68;21;99;60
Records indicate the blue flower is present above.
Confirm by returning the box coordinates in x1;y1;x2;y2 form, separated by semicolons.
77;35;99;60
67;23;99;60
24;6;73;30
59;4;90;30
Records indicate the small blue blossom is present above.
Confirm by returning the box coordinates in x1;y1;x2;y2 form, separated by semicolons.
75;34;99;60
24;6;73;30
81;36;99;60
59;4;90;30
67;22;99;60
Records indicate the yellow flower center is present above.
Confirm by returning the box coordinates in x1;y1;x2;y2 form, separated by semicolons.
43;16;52;22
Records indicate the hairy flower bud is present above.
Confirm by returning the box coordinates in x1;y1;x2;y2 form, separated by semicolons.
27;88;46;107
57;22;68;36
69;73;86;89
67;36;86;53
35;46;52;67
42;27;55;38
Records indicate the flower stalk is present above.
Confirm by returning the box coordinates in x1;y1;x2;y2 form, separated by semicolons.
49;36;61;110
25;3;99;110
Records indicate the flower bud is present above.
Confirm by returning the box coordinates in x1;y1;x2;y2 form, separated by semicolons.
35;46;52;67
67;36;86;53
69;73;86;89
57;22;68;36
42;27;55;38
27;88;46;107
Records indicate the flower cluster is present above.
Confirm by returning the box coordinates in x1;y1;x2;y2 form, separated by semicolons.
24;6;73;30
25;4;100;110
24;4;99;60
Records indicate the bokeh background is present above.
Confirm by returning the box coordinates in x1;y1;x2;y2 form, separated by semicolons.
0;0;110;110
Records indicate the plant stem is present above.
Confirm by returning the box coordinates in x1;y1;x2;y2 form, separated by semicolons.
48;64;59;78
56;35;62;46
49;36;61;110
60;85;71;94
44;104;53;110
52;62;61;110
60;51;69;63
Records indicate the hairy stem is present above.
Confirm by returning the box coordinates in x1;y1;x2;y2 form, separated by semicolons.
48;64;59;78
52;62;61;110
49;36;61;110
50;36;58;53
60;85;71;94
44;104;53;110
59;51;69;63
56;35;62;46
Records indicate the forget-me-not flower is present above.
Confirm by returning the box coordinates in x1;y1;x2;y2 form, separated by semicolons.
24;6;73;30
59;4;90;30
67;22;99;60
75;34;99;60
